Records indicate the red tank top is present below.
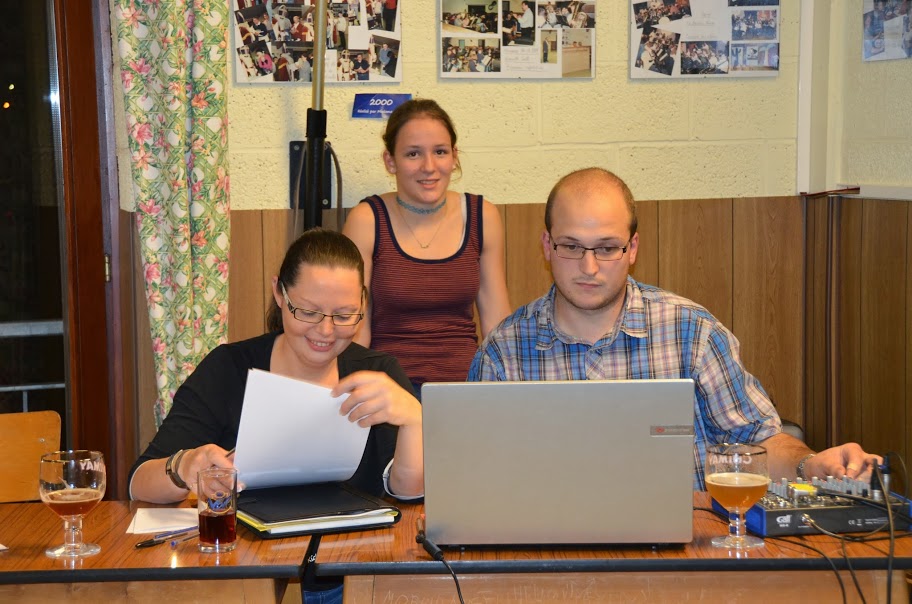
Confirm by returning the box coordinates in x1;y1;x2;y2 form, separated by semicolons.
365;194;483;385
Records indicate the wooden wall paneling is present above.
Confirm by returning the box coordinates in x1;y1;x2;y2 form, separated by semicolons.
905;204;912;491
858;199;907;457
228;211;266;343
503;204;551;309
802;196;831;450
321;207;346;232
125;198;912;469
494;201;506;295
657;199;733;327
732;196;805;430
472;204;508;336
833;198;863;446
262;210;299;276
631;200;658;286
261;210;306;329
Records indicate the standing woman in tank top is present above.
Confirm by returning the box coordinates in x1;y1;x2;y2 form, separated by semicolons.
343;99;511;396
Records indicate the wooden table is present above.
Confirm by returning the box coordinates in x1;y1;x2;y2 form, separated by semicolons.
4;495;910;603
0;501;312;603
312;493;912;603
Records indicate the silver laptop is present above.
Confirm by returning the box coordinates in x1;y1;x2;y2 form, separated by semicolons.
421;380;695;546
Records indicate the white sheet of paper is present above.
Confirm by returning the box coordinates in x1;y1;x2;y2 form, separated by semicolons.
233;369;370;489
127;507;199;534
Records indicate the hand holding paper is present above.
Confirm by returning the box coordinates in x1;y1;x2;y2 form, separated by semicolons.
233;370;369;490
334;370;423;428
334;369;424;498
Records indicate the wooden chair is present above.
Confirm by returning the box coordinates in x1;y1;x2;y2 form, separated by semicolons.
0;410;61;502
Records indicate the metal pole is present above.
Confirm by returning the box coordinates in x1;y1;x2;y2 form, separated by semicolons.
311;0;327;110
303;0;329;231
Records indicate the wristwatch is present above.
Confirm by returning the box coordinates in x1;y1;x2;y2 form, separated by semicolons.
165;449;189;490
796;452;816;480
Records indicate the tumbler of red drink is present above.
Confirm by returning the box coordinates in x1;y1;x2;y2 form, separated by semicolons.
197;467;238;553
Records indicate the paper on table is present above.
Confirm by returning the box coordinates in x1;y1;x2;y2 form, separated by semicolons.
0;543;7;551
127;507;199;534
233;369;370;490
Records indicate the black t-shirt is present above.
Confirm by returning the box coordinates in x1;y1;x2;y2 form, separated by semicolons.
129;332;414;497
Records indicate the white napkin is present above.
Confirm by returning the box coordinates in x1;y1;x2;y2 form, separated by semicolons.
127;508;199;534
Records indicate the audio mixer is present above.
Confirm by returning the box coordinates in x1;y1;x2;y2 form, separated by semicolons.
710;476;912;537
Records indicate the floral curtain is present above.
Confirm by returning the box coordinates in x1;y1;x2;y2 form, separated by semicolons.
112;1;231;425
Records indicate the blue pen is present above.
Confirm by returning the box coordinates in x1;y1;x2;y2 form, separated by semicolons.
136;528;198;549
170;531;200;548
152;526;197;539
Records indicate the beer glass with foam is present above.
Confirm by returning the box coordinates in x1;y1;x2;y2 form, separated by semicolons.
706;443;769;549
38;450;106;558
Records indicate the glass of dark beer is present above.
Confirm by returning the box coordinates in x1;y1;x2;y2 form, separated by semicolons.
197;467;238;553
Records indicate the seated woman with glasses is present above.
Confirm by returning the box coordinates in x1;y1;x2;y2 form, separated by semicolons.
128;228;423;508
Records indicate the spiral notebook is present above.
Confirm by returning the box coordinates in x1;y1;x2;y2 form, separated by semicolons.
421;379;696;546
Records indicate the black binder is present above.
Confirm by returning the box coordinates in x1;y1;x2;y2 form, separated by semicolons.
236;482;401;539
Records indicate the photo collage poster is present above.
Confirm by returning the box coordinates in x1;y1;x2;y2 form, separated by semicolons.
862;0;912;62
440;1;597;79
629;0;780;79
232;1;403;84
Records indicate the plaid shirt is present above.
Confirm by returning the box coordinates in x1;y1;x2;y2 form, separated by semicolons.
468;277;781;490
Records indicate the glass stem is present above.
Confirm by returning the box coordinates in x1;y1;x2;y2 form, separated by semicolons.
729;511;745;541
64;515;83;554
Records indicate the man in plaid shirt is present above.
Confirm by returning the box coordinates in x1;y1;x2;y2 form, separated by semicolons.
469;167;879;489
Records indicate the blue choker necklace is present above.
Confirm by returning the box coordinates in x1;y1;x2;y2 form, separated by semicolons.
396;195;447;215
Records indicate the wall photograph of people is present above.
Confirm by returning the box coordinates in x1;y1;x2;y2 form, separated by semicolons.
233;0;403;84
440;0;596;79
862;0;912;62
442;39;502;73
629;0;781;79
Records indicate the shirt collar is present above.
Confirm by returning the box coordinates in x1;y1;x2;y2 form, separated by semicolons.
619;276;648;339
535;278;647;350
534;286;561;350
